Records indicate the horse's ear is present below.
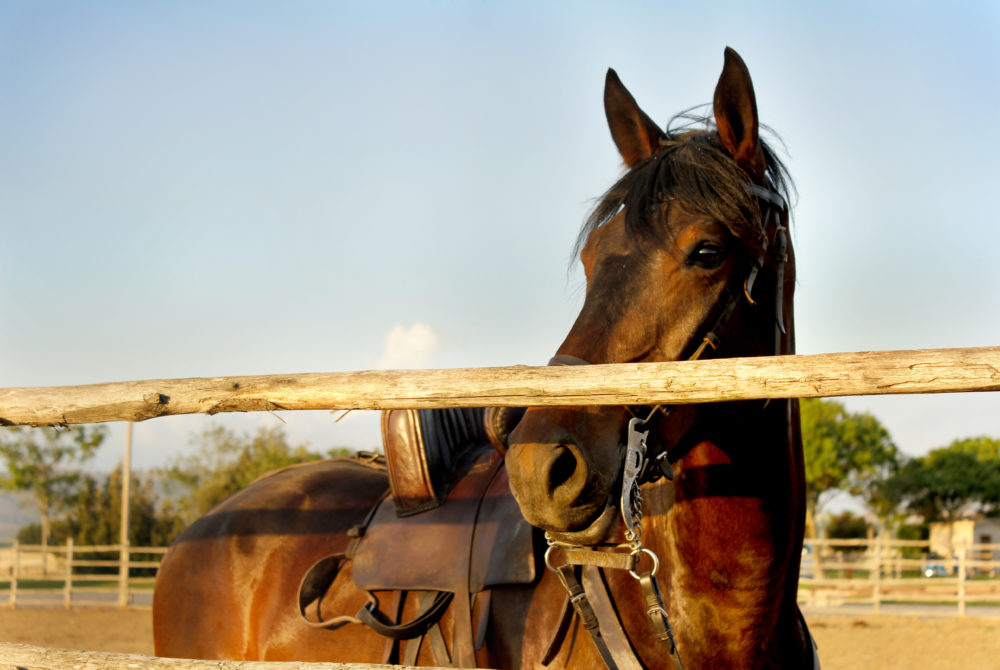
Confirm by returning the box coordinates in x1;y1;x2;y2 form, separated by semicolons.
604;68;665;167
713;47;765;180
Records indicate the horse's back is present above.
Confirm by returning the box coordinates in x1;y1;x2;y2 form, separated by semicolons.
153;457;388;659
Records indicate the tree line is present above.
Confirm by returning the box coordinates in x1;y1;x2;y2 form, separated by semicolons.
1;424;352;548
2;400;999;547
801;398;1000;538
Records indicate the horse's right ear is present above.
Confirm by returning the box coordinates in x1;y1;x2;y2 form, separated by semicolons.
713;47;765;180
604;69;665;167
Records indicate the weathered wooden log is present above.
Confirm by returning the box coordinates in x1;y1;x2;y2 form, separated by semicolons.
1;346;998;427
0;641;453;670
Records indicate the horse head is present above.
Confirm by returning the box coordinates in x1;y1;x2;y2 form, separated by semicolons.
506;48;796;547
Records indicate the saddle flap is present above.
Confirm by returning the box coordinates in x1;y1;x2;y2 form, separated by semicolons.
470;464;537;591
351;448;536;594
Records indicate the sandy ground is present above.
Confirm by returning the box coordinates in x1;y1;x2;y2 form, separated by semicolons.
0;607;154;655
806;615;1000;670
1;608;999;668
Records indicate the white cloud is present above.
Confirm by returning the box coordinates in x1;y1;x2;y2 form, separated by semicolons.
378;322;438;369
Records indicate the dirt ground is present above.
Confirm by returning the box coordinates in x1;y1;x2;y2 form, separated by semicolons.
1;608;999;668
0;607;154;655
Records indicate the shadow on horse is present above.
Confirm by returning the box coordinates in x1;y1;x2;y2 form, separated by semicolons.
154;48;817;669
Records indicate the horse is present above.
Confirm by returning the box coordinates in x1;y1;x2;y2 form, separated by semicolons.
153;47;816;669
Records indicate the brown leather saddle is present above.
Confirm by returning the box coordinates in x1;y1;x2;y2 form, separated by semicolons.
298;406;536;667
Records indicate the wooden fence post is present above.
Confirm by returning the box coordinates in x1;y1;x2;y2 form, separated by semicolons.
119;421;132;608
118;544;130;608
957;547;967;617
9;539;18;607
64;538;74;609
872;536;882;614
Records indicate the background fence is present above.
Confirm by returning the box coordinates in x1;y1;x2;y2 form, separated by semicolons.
799;537;1000;616
4;536;1000;616
0;540;165;608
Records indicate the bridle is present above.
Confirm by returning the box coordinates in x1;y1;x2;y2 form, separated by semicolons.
541;184;801;670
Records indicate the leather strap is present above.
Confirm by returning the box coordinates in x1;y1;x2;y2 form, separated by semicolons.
564;548;638;572
417;591;453;667
379;591;405;664
554;564;622;670
798;606;822;670
541;594;576;666
473;590;492;651
581;566;644;670
297;554;366;630
637;573;684;670
402;630;422;666
356;590;453;640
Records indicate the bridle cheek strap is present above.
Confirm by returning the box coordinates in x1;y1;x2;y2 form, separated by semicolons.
689;184;789;362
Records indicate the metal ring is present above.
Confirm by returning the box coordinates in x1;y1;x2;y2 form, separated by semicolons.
628;547;660;580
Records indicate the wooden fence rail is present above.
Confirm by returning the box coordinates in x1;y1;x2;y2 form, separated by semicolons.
2;346;999;427
0;642;449;670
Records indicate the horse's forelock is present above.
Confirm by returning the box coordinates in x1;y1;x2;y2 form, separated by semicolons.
576;116;792;261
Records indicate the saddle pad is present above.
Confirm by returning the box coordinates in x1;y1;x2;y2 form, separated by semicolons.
351;448;536;594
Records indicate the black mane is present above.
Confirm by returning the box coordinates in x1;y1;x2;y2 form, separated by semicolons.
578;113;793;257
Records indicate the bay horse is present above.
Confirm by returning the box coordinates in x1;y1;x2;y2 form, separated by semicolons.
154;47;816;668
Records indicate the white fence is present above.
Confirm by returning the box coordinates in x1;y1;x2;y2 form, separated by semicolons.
799;538;1000;616
0;540;166;608
6;535;1000;617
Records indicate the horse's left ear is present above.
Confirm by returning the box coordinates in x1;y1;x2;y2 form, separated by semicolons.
713;47;765;180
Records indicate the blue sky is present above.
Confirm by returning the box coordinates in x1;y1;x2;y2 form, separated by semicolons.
1;1;998;473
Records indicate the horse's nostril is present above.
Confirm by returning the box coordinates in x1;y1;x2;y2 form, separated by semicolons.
548;446;578;493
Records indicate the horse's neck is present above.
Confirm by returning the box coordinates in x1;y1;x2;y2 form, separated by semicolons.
641;399;806;667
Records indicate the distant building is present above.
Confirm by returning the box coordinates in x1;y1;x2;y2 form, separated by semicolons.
929;518;1000;569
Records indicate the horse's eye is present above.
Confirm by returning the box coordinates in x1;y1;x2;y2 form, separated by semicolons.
691;243;726;269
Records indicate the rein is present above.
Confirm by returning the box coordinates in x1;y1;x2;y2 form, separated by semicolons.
542;186;791;670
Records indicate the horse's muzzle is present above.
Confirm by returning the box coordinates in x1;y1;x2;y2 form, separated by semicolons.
505;408;627;544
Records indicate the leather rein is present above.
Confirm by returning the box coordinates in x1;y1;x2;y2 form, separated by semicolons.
542;185;792;670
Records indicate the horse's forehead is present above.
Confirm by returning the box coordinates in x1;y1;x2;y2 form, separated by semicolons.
579;211;627;272
581;202;726;270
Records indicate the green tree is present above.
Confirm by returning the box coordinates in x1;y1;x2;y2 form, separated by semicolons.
67;466;186;548
0;425;106;555
17;466;188;551
161;425;323;523
862;456;912;537
800;399;899;537
938;436;1000;462
895;441;1000;524
825;510;871;540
